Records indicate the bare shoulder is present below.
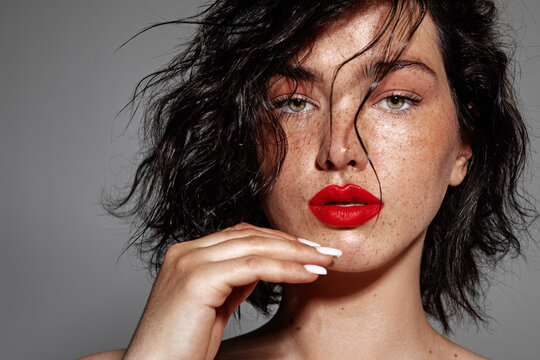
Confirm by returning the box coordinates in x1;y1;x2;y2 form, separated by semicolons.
77;349;125;360
450;340;488;360
430;334;488;360
447;347;487;360
446;347;487;360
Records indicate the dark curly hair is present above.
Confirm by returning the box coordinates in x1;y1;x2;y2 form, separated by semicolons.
107;0;534;333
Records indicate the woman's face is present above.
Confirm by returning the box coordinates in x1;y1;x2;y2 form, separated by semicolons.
263;4;471;272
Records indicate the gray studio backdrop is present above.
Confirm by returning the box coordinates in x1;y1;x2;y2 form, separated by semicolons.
1;1;539;359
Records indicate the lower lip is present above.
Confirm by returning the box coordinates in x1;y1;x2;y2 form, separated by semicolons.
308;204;382;227
308;184;383;227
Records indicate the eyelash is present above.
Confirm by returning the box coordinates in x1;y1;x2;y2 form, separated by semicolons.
374;91;422;114
273;94;316;115
272;91;422;116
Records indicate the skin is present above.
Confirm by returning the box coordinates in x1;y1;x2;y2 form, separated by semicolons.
81;3;487;360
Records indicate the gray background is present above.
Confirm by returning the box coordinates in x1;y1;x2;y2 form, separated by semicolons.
1;1;539;359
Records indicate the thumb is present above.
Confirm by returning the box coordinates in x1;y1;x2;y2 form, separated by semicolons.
224;282;259;318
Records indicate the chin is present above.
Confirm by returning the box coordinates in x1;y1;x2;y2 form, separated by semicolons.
313;228;426;275
326;250;396;273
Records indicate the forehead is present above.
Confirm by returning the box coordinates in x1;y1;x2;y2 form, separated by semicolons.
299;2;445;83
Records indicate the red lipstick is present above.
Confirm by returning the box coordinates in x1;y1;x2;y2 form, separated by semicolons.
308;184;383;227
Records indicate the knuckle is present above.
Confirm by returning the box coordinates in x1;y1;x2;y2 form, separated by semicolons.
279;260;296;273
163;242;196;272
245;235;265;249
173;254;191;273
162;244;181;264
242;255;262;270
228;222;252;231
165;242;187;258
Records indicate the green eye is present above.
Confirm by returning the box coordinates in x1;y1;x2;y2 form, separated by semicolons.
274;95;315;114
287;98;307;112
385;96;406;110
376;93;421;112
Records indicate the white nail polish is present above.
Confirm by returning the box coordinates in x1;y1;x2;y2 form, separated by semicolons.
304;264;327;275
298;238;321;247
315;246;342;258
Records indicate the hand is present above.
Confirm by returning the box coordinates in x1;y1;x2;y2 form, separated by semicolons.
122;223;339;360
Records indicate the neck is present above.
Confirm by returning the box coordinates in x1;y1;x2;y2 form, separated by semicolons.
264;235;439;359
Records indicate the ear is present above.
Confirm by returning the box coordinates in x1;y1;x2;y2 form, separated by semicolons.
449;143;472;186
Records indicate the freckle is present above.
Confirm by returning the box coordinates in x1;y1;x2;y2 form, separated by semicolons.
428;350;432;354
373;293;377;297
454;354;458;358
295;326;301;331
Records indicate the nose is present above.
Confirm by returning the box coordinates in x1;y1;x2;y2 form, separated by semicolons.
315;108;370;172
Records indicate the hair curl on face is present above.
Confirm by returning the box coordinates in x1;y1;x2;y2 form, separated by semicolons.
106;0;535;333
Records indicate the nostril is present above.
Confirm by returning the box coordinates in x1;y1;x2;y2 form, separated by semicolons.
316;157;335;171
323;159;336;170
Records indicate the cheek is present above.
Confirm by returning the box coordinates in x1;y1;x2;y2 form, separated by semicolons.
261;121;320;232
367;102;460;225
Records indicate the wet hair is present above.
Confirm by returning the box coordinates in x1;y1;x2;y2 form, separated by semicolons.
107;0;534;332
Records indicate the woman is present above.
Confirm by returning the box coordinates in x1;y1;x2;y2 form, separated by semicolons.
84;0;532;359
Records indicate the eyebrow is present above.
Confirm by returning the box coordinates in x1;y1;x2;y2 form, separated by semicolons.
283;58;437;85
361;59;438;81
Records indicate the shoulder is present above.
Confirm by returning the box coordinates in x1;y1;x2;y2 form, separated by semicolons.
423;328;488;360
77;349;125;360
431;335;488;360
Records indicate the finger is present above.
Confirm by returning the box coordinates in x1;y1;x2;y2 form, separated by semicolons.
223;282;258;318
187;236;338;266
199;228;295;249
223;222;297;241
206;281;259;360
170;226;299;258
206;282;258;360
192;255;325;308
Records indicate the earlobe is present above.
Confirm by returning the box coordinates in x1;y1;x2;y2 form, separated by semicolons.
449;145;472;186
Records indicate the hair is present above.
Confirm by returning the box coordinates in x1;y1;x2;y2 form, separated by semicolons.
107;0;534;333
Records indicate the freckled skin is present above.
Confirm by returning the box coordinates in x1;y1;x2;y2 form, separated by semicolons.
215;4;485;360
263;6;471;273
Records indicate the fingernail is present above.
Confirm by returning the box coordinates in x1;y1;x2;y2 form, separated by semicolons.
298;238;321;247
304;264;327;275
315;246;342;258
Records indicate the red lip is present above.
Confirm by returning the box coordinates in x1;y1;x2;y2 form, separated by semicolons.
308;184;383;227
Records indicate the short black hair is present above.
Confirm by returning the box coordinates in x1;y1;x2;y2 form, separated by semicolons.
106;0;534;333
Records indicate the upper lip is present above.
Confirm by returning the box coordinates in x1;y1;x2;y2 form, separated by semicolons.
309;184;380;206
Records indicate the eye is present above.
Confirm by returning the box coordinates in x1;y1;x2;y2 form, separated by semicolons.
385;96;407;110
287;98;309;112
274;95;315;114
375;92;421;112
